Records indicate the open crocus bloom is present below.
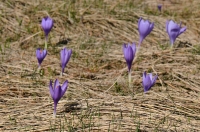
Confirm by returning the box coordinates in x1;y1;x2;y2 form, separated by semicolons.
41;16;54;39
60;47;72;74
166;20;187;46
36;48;47;67
49;79;68;116
142;71;158;93
138;18;154;46
123;43;136;72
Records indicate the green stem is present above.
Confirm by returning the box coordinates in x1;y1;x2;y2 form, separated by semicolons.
170;43;173;54
44;39;47;49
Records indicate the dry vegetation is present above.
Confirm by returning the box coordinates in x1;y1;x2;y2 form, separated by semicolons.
0;0;200;131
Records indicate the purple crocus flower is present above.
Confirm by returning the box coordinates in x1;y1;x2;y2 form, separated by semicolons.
138;18;154;46
157;4;162;12
36;48;47;67
166;20;187;46
41;16;53;40
60;47;72;74
123;43;136;72
49;79;68;116
142;71;158;93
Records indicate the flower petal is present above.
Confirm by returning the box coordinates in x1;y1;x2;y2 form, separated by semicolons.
49;80;54;99
131;43;137;56
142;72;151;92
138;17;142;30
61;80;68;97
151;75;158;87
166;20;169;33
179;27;187;36
53;86;62;102
54;79;60;90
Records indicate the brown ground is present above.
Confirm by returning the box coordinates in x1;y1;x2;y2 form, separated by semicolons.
0;0;200;131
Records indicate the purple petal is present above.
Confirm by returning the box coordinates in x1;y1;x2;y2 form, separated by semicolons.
64;49;72;66
166;20;169;33
149;73;153;81
49;80;54;98
151;75;158;87
143;71;147;78
142;72;151;92
179;27;187;36
131;43;137;56
148;22;154;35
54;79;60;90
61;80;68;97
138;18;142;30
53;85;62;102
60;48;66;72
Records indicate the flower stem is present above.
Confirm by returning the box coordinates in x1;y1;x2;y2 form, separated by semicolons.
128;70;131;89
44;37;48;49
170;43;173;55
37;65;41;72
53;102;57;118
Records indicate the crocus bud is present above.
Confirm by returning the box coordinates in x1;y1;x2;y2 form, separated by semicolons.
60;47;72;74
49;79;68;116
123;43;136;72
41;17;53;39
36;48;47;67
157;4;162;12
138;18;154;46
166;20;187;46
142;71;157;93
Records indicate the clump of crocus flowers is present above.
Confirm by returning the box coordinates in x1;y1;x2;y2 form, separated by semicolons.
41;16;54;49
123;42;136;88
49;79;68;117
60;47;72;76
34;15;189;117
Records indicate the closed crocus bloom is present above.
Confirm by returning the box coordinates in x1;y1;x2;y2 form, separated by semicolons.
41;16;54;39
123;43;136;72
60;47;72;74
142;71;158;93
157;4;162;12
36;48;47;67
166;20;187;46
49;79;68;116
138;18;154;46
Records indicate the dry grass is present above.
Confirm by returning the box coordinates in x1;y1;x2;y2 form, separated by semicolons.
0;0;200;131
